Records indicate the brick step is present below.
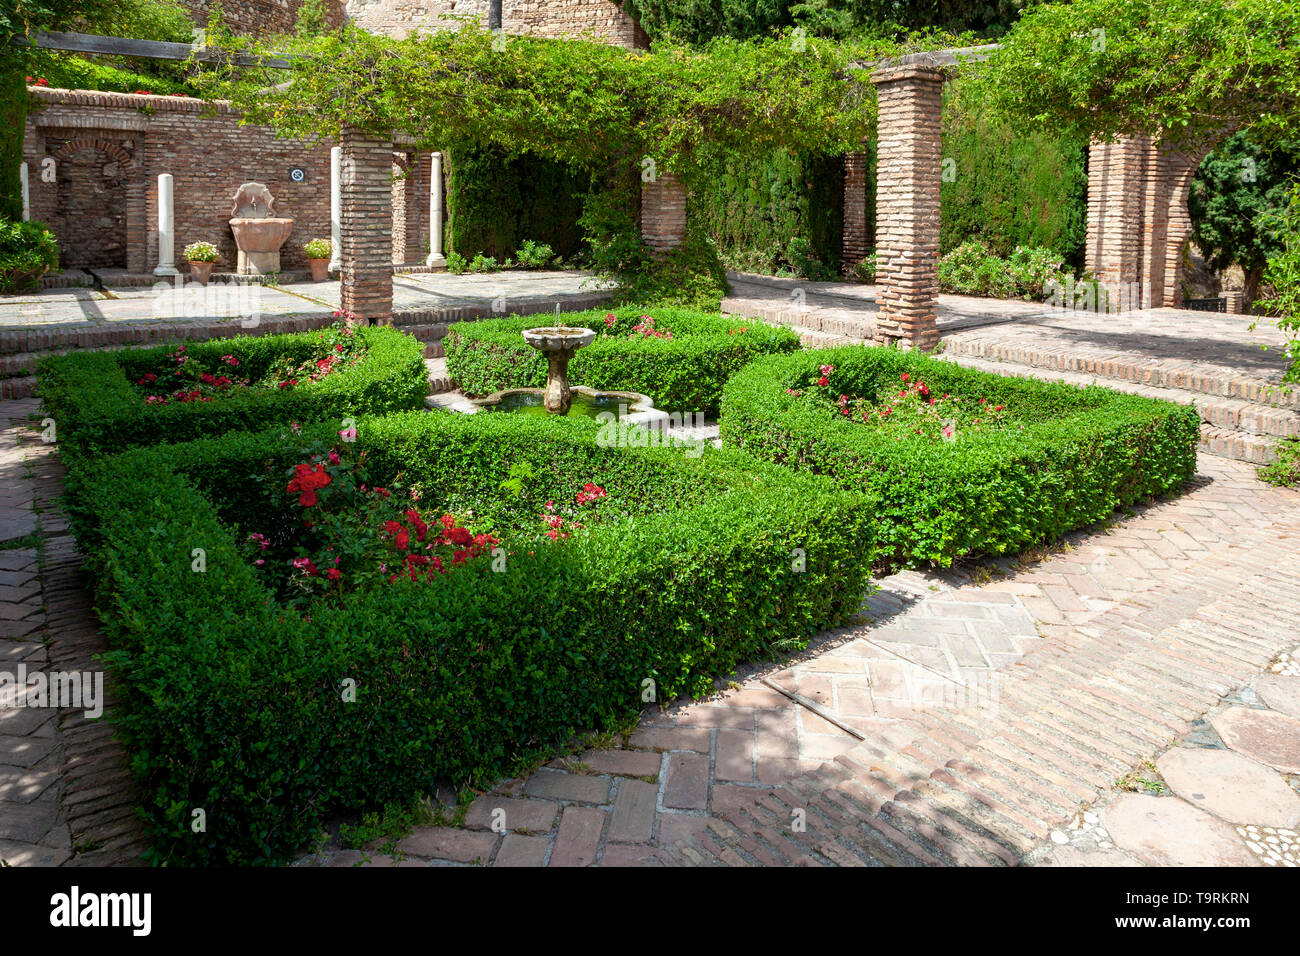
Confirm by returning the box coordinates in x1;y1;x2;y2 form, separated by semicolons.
0;375;36;399
940;353;1295;464
424;357;455;394
940;333;1299;411
721;297;876;341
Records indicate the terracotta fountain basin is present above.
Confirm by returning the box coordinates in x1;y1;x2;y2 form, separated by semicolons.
229;217;294;253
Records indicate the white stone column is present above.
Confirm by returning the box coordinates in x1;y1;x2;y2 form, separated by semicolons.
154;173;178;277
19;162;29;221
426;152;446;268
329;145;342;272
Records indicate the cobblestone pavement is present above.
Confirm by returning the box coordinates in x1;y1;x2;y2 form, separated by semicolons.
301;451;1300;868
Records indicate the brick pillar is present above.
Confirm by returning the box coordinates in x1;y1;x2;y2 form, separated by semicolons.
640;171;686;254
1160;146;1206;309
340;128;393;325
842;149;870;272
871;65;943;350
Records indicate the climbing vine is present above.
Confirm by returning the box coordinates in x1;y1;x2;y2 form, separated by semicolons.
201;24;905;187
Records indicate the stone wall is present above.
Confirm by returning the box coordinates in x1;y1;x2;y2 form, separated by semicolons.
841;150;870;272
179;0;347;35
344;0;646;46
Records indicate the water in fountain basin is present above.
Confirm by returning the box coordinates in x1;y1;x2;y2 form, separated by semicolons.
483;391;636;419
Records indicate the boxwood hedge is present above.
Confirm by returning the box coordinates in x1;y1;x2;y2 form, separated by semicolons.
73;411;874;865
36;324;427;460
719;347;1200;570
443;306;800;414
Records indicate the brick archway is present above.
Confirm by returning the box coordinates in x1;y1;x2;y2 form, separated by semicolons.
1086;134;1232;312
49;138;140;270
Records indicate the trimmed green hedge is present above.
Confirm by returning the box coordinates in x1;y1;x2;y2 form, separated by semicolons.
73;411;874;864
36;325;427;460
720;347;1200;570
444;306;800;414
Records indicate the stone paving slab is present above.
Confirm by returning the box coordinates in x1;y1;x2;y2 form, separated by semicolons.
0;270;610;332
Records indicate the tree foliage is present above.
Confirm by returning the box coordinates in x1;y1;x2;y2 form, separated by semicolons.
618;0;1039;44
1189;132;1300;309
964;0;1300;152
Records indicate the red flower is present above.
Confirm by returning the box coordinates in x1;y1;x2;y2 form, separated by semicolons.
901;373;910;382
440;514;456;530
384;520;410;551
405;509;428;542
448;526;473;548
326;568;341;581
817;376;829;387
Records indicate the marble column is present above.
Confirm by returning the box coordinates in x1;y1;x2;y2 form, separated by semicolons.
153;173;179;277
426;152;446;268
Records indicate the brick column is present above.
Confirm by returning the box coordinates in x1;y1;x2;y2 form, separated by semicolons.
842;150;871;271
640;171;686;254
339;128;393;325
871;65;943;350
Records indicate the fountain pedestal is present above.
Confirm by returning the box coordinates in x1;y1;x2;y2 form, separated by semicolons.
521;327;597;415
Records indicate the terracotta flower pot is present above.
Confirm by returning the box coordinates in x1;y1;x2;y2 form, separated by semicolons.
189;260;215;286
308;258;331;282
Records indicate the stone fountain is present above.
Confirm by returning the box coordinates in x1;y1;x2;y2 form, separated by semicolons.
471;320;664;423
229;182;293;275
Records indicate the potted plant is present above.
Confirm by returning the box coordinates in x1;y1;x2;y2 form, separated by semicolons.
184;241;219;286
304;238;332;281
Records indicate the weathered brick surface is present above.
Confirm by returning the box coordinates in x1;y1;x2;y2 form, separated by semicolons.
339;128;395;324
870;65;943;350
640;172;687;254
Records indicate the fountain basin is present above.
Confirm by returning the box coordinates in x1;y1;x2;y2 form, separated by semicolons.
472;385;667;425
230;217;294;275
522;327;597;352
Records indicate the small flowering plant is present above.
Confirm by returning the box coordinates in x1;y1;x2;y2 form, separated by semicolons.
242;431;501;607
183;241;219;263
130;320;367;405
303;238;333;260
599;312;674;340
536;482;609;540
802;367;1019;443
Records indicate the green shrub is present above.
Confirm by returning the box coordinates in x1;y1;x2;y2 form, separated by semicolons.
75;411;874;864
37;324;427;460
850;253;877;284
513;238;556;269
1260;438;1300;487
0;219;59;293
720;347;1200;569
938;240;1072;301
445;306;799;414
691;147;845;277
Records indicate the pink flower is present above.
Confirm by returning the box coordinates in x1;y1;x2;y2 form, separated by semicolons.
339;426;358;442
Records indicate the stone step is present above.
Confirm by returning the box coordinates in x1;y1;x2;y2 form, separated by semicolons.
0;376;35;400
940;331;1300;411
721;297;875;341
940;353;1295;465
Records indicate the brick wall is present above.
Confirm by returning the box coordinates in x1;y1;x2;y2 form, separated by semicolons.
870;65;943;350
24;89;341;274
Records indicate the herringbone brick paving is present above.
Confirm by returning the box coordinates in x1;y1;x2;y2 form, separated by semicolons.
302;452;1300;867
